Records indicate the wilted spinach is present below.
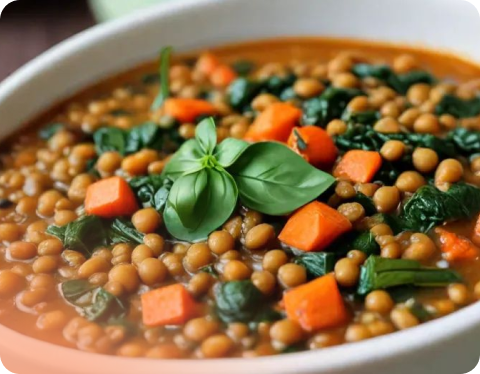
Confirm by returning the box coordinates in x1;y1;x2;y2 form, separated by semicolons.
302;87;365;127
46;215;107;256
447;127;480;155
108;218;145;245
231;60;255;76
334;231;380;257
214;281;281;324
129;175;172;212
435;94;480;118
94;122;182;156
352;64;436;94
62;280;127;322
401;183;480;232
293;252;335;279
357;256;462;295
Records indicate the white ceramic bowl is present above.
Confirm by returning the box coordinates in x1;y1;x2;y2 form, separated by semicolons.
1;0;480;373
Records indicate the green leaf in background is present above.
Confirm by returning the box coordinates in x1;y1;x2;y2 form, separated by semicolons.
151;46;173;110
302;87;365;127
214;138;249;167
164;168;238;241
93;127;126;155
196;117;217;155
231;60;255;76
229;142;335;215
435;94;480;118
39;123;64;140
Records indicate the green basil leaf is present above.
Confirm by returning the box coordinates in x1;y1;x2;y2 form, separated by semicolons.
196;117;217;155
151;46;173;110
164;168;238;241
228;142;335;215
162;139;205;181
168;169;209;229
214;138;249;167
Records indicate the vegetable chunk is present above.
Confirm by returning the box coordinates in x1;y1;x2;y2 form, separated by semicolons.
85;176;138;218
283;274;348;331
164;98;217;123
244;102;302;142
334;150;382;183
279;201;352;252
142;284;198;326
436;228;478;262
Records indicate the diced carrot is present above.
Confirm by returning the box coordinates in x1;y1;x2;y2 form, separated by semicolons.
474;215;480;238
195;52;221;76
244;102;302;142
284;274;349;332
211;64;237;88
435;228;479;262
85;176;138;218
141;284;198;327
287;126;338;168
164;98;217;123
278;201;352;252
334;150;382;183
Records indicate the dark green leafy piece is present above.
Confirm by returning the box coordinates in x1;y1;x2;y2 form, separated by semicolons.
401;183;480;233
129;175;172;211
124;122;163;154
349;192;377;215
108;218;145;245
93;127;126;155
293;129;308;151
262;74;296;96
352;64;436;94
232;60;255;76
435;94;480;118
46;216;107;256
357;256;462;295
342;110;381;125
151;46;173;110
39;123;64;140
214;280;281;324
228;78;262;111
370;213;409;235
61;280;127;322
229;142;335;215
447;127;480;154
302;87;365;127
293;252;335;279
200;264;219;278
0;198;13;209
406;299;432;322
334;231;380;257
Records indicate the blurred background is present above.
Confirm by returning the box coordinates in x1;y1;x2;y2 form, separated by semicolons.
0;0;164;81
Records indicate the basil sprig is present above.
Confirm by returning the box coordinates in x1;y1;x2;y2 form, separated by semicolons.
162;117;335;241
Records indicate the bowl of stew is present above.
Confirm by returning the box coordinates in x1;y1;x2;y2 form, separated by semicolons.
1;0;480;373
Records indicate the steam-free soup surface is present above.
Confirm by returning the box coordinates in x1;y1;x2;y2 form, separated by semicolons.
1;38;480;359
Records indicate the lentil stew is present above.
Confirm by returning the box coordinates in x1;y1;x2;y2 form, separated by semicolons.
1;37;480;359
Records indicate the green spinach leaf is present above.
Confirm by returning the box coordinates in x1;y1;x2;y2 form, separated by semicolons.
401;183;480;232
293;252;335;279
302;87;365;127
47;216;107;256
232;60;255;76
61;280;127;322
228;78;262;111
214;280;281;324
108;218;145;245
358;256;462;295
129;175;172;211
435;94;480;118
229;142;335;215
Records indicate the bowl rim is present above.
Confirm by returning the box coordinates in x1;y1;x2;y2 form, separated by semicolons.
0;0;480;371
